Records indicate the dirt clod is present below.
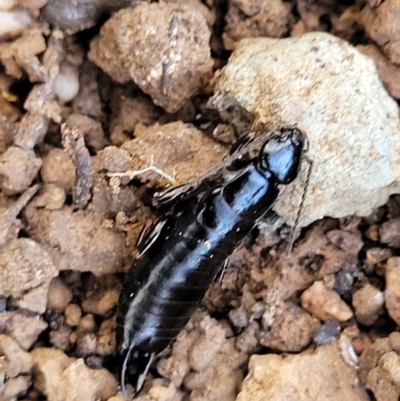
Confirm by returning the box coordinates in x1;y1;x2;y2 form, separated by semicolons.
0;334;32;378
361;0;400;64
24;206;128;276
89;3;213;113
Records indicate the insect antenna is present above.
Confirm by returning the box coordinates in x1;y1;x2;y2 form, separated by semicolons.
286;154;313;255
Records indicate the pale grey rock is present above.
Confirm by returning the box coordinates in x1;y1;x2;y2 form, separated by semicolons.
211;32;400;227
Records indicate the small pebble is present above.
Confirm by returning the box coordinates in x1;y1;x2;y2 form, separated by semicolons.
49;326;72;351
46;277;73;313
301;281;353;321
54;63;80;102
352;284;384;326
385;257;400;325
0;334;32;377
64;304;82;327
41;147;76;193
78;314;96;333
380;219;400;247
313;319;341;345
326;229;363;255
333;264;359;296
229;307;248;328
75;333;97;357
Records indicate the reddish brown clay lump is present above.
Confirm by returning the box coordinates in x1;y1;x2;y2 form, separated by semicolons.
89;3;213;113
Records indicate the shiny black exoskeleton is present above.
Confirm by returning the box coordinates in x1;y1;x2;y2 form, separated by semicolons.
116;128;304;395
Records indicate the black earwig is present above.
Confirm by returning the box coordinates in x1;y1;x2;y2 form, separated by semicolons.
116;128;305;395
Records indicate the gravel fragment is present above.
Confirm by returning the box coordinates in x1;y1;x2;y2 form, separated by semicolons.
333;264;361;296
0;310;48;350
49;326;72;352
31;348;118;401
259;302;320;352
64;304;82;328
224;0;293;49
0;8;33;37
109;89;162;145
77;314;96;334
211;32;400;227
158;311;245;401
313;319;341;345
380;218;400;247
0;147;42;195
96;317;116;356
64;113;107;153
89;3;213;113
81;275;121;317
98;146;131;173
228;307;248;328
13;30;64;149
0;27;46;81
32;348;72;397
301;281;353;321
361;0;400;64
0;334;32;377
366;369;399;401
32;183;66;210
0;183;39;247
385;257;400;325
41;147;76;193
326;229;363;255
365;247;393;273
352;284;384;326
75;333;97;358
379;351;400;387
61;359;119;401
211;123;236;145
46;277;73;313
389;332;400;352
358;337;392;385
0;238;57;313
24;206;128;276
